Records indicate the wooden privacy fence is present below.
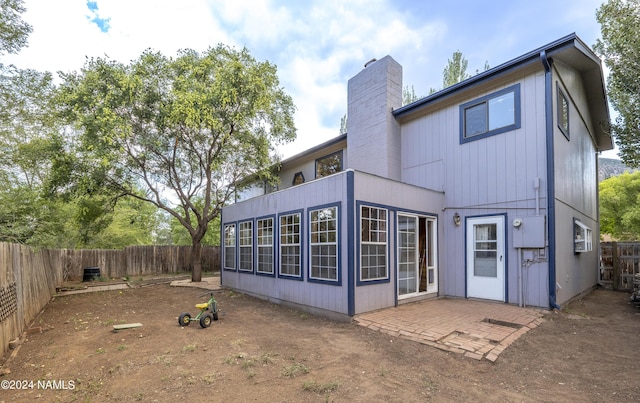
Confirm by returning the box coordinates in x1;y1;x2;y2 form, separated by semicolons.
1;243;63;360
600;242;640;291
51;245;221;281
1;243;220;358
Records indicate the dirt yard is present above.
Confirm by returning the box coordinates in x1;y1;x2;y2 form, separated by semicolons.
1;278;639;402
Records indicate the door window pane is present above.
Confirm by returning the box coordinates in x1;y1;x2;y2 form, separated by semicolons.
474;223;497;277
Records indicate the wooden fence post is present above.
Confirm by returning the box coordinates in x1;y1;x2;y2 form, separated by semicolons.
612;241;619;290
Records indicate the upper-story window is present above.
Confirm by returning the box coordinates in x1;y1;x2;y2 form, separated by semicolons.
292;172;305;186
557;86;570;140
460;84;521;143
315;151;343;178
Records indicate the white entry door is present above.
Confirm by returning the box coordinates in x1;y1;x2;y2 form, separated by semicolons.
466;216;505;301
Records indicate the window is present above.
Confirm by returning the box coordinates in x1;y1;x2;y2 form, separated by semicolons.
280;213;301;277
239;221;253;271
292;172;305;186
223;224;236;270
315;151;343;178
360;206;388;281
309;206;338;281
558;87;570;140
460;84;521;143
574;219;592;253
257;217;274;274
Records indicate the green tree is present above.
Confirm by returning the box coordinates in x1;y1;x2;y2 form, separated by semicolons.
0;65;71;246
57;45;296;281
595;0;640;167
0;0;32;56
599;171;640;239
87;196;161;249
403;85;420;105
443;50;470;88
339;113;347;135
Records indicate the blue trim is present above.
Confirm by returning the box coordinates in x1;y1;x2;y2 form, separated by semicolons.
222;221;238;272
356;201;391;286
504;214;509;303
237;219;255;275
255;214;276;278
391;206;438;219
459;84;521;144
542;51;560;309
464;213;508;303
306;202;342;286
276;209;305;281
347;171;355;316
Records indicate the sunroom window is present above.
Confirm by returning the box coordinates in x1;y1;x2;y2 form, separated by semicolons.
239;221;253;272
309;206;338;281
256;217;274;275
223;224;236;270
574;219;592;253
360;205;388;281
280;213;301;277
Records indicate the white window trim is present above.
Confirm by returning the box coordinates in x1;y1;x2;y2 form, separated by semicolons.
309;206;338;281
238;221;253;272
574;219;593;253
256;217;274;274
279;213;301;277
223;223;236;270
360;205;388;282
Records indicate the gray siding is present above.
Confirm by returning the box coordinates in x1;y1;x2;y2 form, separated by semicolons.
278;144;347;192
353;171;444;314
222;171;351;319
222;169;446;317
400;67;551;307
552;61;600;305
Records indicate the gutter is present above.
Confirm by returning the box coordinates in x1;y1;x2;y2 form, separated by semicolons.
541;50;561;310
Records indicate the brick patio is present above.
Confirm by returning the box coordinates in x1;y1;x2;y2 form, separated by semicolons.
354;298;546;362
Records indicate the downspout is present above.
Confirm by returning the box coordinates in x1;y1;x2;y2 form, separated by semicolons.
541;50;561;310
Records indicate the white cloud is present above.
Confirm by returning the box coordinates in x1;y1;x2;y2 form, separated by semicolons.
3;0;608;159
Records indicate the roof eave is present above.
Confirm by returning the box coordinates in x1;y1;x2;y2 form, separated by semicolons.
393;33;613;151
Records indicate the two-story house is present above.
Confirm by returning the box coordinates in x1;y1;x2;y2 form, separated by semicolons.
220;33;612;320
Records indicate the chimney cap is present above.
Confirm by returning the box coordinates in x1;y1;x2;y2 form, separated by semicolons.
364;58;377;68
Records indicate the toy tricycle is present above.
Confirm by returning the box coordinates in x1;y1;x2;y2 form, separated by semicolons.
178;291;220;328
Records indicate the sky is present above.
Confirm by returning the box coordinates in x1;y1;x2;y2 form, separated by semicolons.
4;0;617;159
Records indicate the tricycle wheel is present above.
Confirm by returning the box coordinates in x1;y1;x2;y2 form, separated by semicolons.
199;313;213;328
178;312;191;326
212;302;219;321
